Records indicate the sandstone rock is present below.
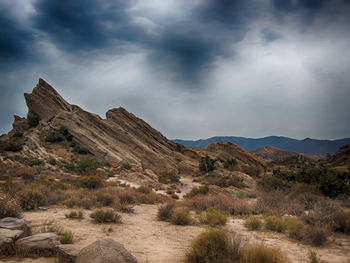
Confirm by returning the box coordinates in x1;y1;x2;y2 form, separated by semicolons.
16;232;60;257
12;115;28;132
56;244;83;263
231;171;257;188
0;228;24;256
76;238;138;263
0;217;32;236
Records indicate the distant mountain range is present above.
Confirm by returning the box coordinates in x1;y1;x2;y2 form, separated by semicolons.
172;136;350;156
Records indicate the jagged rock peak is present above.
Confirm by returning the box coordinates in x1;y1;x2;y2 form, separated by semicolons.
24;78;72;121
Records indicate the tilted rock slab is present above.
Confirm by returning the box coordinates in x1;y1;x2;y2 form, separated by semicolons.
0;228;25;256
15;232;60;257
76;238;138;263
0;217;32;236
56;244;84;263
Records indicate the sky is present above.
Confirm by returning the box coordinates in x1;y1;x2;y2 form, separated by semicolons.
1;0;350;140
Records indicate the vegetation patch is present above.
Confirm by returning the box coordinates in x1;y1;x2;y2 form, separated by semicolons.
200;207;228;226
199;155;216;173
171;207;191;225
90;208;122;223
245;216;262;231
0;191;21;218
157;202;175;221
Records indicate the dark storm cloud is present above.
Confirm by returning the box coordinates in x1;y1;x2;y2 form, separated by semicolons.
0;6;35;65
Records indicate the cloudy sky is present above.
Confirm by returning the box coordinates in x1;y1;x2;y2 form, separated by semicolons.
1;0;350;140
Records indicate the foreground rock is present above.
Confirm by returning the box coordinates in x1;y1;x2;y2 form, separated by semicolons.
16;232;60;257
56;244;84;263
0;228;25;256
76;238;138;263
0;217;32;236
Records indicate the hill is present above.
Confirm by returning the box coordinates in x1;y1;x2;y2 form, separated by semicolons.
173;136;350;156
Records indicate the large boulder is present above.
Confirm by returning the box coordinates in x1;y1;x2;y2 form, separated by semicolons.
0;228;25;256
0;217;32;236
16;232;60;257
76;238;138;263
56;244;84;263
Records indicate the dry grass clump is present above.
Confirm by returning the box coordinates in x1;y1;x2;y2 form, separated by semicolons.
329;210;350;234
0;191;21;218
15;188;47;210
65;210;83;219
185;229;241;263
60;230;74;244
200;207;228;226
308;249;321;263
185;194;234;213
284;217;305;240
171;207;192;225
305;224;330;246
241;243;289;263
64;196;79;208
184;185;209;198
157;202;175;221
231;199;255;216
245;216;263;231
264;216;287;233
90;208;122;224
96;189;116;206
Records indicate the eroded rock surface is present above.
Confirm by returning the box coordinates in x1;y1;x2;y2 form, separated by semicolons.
16;232;60;257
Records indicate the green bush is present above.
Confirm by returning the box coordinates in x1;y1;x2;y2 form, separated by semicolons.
284;217;305;240
199;155;216;173
90;208;122;223
257;176;289;192
185;229;238;263
76;158;100;175
27;114;40;128
158;172;180;184
80;176;102;189
264;216;287;233
223;158;237;169
45;130;65;142
171;207;191;225
121;160;131;170
12;131;23;138
28;159;44;167
4;142;22;152
73;145;90;154
59;126;72;141
245;216;262;230
185;185;209;198
49;158;57;165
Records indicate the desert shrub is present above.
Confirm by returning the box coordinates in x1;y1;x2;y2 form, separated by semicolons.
158;172;180;184
80;176;102;189
65;210;83;219
302;197;339;225
27;114;40;128
137;185;152;194
223;158;237;169
0;191;21;218
241;243;289;263
171;207;191;225
199;155;216;173
207;176;246;188
96;189;115;206
79;197;95;210
186;194;234;213
76;158;100;175
308;249;321;263
49;158;57;165
64;196;78;208
45;130;64;142
245;216;262;230
231;199;255;216
60;230;74;244
15;188;47;210
59;126;72;141
264;216;287;233
12;131;23;137
200;207;228;226
258;176;289;192
185;229;239;263
4;142;22;152
115;202;135;213
305;224;330;246
28;159;44;167
329;210;350;233
157;202;175;221
73;145;90;155
117;190;137;204
185;185;209;198
120;160;131;170
175;143;184;152
90;208;122;223
284;217;305;240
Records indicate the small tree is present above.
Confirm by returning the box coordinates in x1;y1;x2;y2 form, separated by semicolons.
199;155;216;173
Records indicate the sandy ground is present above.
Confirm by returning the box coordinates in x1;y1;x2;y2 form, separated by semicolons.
3;205;350;263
